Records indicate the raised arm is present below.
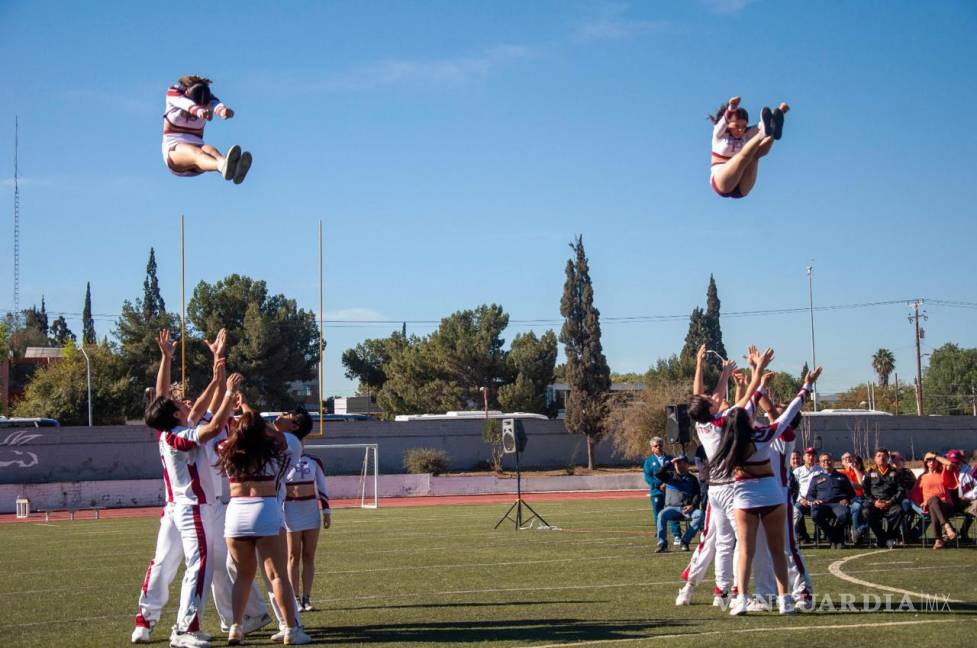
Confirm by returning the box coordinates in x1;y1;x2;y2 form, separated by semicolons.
712;358;736;403
154;329;176;399
693;344;706;396
195;373;243;444
771;366;821;430
734;347;773;410
757;372;781;418
188;329;227;424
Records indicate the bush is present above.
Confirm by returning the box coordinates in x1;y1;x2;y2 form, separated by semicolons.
403;447;449;476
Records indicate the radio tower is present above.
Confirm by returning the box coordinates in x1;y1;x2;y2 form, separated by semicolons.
12;117;20;326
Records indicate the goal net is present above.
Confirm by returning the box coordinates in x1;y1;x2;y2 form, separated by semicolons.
303;443;379;509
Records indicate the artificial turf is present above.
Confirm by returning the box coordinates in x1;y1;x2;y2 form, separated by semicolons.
0;497;974;647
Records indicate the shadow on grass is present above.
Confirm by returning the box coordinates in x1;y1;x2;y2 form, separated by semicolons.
287;618;686;645
331;599;603;612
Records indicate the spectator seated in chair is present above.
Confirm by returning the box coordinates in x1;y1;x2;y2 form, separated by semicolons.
862;448;906;548
911;452;959;549
644;437;681;542
891;451;922;543
806;452;856;548
654;454;704;553
958;455;977;540
793;447;824;543
840;452;869;544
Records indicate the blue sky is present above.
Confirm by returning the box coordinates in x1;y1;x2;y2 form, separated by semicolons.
1;0;976;398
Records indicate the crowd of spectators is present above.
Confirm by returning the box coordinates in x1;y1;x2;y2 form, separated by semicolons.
645;441;977;551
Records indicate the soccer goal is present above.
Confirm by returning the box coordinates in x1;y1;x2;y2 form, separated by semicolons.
304;443;379;509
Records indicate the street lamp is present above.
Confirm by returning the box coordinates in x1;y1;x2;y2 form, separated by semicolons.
78;345;93;427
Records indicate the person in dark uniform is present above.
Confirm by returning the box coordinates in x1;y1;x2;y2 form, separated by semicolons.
806;453;856;548
862;448;906;548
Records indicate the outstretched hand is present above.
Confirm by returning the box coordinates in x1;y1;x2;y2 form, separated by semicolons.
728;96;741;109
157;329;176;358
803;366;823;385
696;344;707;363
732;369;747;386
760;371;776;388
206;329;228;359
749;346;774;370
722;358;737;374
219;106;234;119
226;372;244;393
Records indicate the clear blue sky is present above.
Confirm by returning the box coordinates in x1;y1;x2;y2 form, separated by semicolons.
1;0;976;398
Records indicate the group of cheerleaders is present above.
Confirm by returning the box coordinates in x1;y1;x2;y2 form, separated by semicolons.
133;330;329;647
163;75;787;200
677;344;822;615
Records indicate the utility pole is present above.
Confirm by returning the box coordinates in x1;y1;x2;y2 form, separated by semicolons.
13;117;21;326
806;264;818;410
909;300;926;416
894;373;899;415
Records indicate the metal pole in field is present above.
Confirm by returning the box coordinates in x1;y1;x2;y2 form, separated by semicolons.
79;345;92;427
909;300;926;416
181;214;187;397
318;220;324;438
807;264;818;410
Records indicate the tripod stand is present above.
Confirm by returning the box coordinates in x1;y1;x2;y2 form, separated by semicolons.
494;449;549;529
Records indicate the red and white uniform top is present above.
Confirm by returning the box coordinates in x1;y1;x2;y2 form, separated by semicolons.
735;385;812;483
711;109;760;166
163;85;226;139
285;454;331;511
157;425;209;506
197;411;227;503
223;430;299;497
694;388;764;481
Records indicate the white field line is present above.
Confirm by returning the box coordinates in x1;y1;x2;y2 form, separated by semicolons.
515;619;961;648
828;549;964;603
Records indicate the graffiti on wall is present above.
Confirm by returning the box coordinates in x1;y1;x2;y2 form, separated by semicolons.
0;431;41;468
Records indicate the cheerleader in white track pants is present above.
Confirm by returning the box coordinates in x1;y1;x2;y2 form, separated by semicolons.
132;330;238;648
218;379;311;646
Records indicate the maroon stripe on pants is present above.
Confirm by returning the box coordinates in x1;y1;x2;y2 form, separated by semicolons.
187;505;207;632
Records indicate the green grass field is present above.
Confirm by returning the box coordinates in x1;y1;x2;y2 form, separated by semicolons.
1;498;974;647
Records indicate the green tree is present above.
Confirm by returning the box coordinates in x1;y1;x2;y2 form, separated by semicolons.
342;332;405;395
703;275;727;368
188;274;318;408
498;330;557;414
49;316;76;345
115;249;180;418
604;379;690;461
23;298;49;337
376;305;512;417
559;236;611;470
82;283;96;345
872;348;895;387
923;343;977;415
13;341;128;424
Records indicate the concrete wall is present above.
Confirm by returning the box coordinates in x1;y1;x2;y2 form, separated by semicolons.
1;416;975;487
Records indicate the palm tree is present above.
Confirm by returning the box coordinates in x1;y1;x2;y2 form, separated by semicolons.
872;348;895;387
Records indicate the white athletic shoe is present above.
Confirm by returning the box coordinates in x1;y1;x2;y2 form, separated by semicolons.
746;596;771;613
779;595;797;615
232;151;252;185
131;626;152;643
220;145;242;181
227;624;245;646
169;629;212;648
300;595;314;612
673;537;682;546
270;626;287;643
711;587;730;608
283;626;312;645
795;591;815;612
675;584;695;607
728;595;749;616
243;613;274;635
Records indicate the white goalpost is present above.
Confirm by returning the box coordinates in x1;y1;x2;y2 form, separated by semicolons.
304;442;379;509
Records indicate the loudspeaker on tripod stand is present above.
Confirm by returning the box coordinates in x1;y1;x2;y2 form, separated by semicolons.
501;418;527;454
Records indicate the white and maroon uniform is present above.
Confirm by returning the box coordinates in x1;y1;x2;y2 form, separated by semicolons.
134;424;213;634
284;453;331;532
732;385;811;510
738;406;813;602
201;422;269;628
711;111;760;168
680;390;763;595
161;84;227;176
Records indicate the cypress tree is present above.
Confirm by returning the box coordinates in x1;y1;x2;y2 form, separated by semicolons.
82;283;96;345
143;248;166;319
559;235;611;470
703;274;726;370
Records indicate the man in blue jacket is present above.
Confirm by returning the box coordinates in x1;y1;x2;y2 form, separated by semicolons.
655;454;704;552
643;437;680;542
806;452;856;548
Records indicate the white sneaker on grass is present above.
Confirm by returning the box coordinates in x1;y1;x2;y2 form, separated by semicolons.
711;587;729;608
283;626;312;645
778;594;797;615
169;629;212;648
675;584;695;606
131;626;152;643
227;624;244;646
270;626;287;643
729;595;749;616
747;596;771;612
